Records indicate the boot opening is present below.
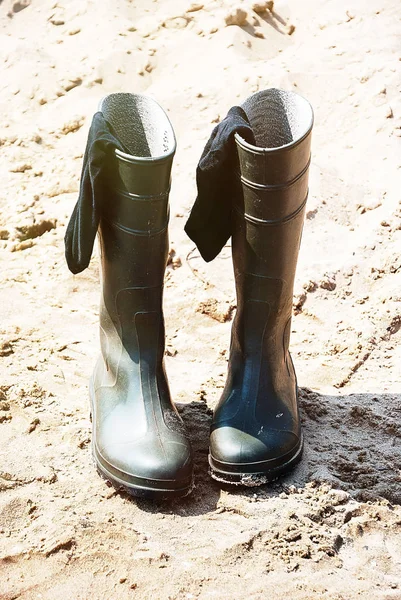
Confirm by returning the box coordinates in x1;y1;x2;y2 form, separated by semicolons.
99;93;176;160
240;89;313;150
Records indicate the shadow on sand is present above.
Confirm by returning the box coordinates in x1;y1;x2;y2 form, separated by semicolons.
132;388;400;514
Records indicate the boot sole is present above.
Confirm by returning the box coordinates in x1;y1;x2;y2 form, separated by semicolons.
93;454;194;500
89;380;194;500
208;434;304;487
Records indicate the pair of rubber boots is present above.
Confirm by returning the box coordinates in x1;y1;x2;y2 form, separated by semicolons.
85;90;313;499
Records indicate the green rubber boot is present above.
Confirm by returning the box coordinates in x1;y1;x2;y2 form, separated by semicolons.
91;94;193;498
209;89;313;486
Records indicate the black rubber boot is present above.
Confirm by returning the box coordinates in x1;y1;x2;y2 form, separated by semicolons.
209;89;313;486
91;94;193;498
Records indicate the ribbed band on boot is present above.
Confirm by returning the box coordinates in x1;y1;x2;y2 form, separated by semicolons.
99;94;173;237
234;88;313;223
99;93;176;195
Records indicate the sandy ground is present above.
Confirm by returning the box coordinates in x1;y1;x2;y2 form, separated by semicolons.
0;0;400;598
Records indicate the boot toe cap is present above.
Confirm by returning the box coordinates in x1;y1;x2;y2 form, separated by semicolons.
210;426;300;471
96;435;193;487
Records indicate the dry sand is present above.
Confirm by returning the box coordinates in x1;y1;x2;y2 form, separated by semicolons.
0;0;401;598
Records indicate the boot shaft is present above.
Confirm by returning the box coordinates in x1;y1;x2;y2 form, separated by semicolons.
233;89;313;284
236;88;312;187
96;94;176;366
85;95;193;496
231;89;313;351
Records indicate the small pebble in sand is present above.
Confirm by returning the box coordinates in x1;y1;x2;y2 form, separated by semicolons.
11;239;34;252
293;291;307;314
167;248;182;269
224;7;248;27
187;3;204;12
303;280;318;292
251;1;274;14
27;418;40;434
0;342;13;357
63;77;82;92
10;163;32;173
163;16;189;29
49;18;65;26
60;117;84;135
12;0;30;13
383;104;393;118
357;198;382;213
15;218;57;241
197;298;235;323
320;275;336;291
